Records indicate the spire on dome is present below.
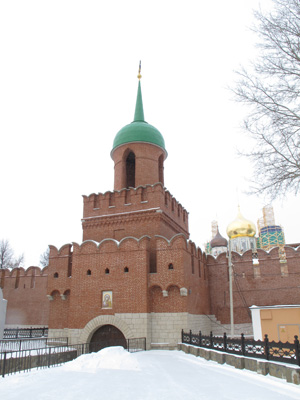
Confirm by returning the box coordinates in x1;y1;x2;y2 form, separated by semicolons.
111;64;166;155
137;60;142;80
134;61;145;122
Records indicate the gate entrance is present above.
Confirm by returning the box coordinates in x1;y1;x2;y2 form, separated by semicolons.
89;324;127;352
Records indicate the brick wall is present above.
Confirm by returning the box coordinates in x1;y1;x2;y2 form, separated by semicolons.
1;267;49;326
207;246;300;325
46;231;214;346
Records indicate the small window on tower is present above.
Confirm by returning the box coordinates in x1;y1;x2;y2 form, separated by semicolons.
87;269;92;276
124;267;129;273
54;272;59;278
105;268;110;274
168;263;174;270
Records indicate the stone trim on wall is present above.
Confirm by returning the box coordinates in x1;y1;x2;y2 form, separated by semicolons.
50;313;223;349
0;288;7;340
179;343;300;385
78;315;135;344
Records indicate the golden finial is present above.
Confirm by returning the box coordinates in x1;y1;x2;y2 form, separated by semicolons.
137;60;142;80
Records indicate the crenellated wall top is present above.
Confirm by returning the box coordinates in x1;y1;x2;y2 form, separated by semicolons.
72;235;151;254
49;243;72;258
206;244;300;264
0;265;48;276
82;183;189;232
154;234;206;261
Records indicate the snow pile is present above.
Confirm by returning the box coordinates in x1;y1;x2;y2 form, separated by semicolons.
62;346;140;372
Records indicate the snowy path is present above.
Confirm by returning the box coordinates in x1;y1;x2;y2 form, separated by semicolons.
0;349;299;399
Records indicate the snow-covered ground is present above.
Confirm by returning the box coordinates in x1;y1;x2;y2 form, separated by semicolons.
0;347;299;399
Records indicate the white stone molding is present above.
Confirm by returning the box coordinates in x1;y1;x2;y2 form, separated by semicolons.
78;314;134;344
0;289;7;340
180;287;188;297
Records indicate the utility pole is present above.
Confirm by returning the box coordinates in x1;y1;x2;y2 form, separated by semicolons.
228;239;234;337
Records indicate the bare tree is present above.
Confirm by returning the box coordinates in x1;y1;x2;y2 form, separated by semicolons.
0;239;24;269
40;247;50;268
233;0;300;199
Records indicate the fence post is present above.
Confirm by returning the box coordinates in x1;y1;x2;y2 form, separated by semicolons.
19;340;22;352
241;333;245;356
16;328;19;339
29;328;32;338
210;331;213;349
294;335;300;367
199;331;202;348
181;329;184;343
2;352;7;377
264;334;269;361
223;332;227;351
48;347;51;368
189;330;192;344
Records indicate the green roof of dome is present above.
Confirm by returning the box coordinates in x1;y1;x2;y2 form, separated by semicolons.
112;80;166;154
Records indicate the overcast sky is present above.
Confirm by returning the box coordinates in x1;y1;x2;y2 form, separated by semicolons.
1;0;298;268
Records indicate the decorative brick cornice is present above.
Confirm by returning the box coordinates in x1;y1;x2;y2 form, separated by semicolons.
82;208;189;238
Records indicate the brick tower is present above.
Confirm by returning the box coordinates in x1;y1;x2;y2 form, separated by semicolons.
82;74;189;261
47;68;211;349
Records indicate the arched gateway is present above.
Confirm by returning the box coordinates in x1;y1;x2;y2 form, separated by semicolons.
78;315;134;348
90;325;127;352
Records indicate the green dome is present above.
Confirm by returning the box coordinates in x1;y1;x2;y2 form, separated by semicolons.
112;80;166;154
113;121;165;150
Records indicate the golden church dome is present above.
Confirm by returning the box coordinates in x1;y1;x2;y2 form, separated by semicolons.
226;208;256;239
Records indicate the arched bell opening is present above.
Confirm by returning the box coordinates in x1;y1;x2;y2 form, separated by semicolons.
126;151;135;188
89;324;127;353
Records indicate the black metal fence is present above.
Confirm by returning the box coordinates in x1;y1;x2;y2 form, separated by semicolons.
126;337;146;352
0;337;146;377
182;330;300;366
3;327;48;339
0;337;68;353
